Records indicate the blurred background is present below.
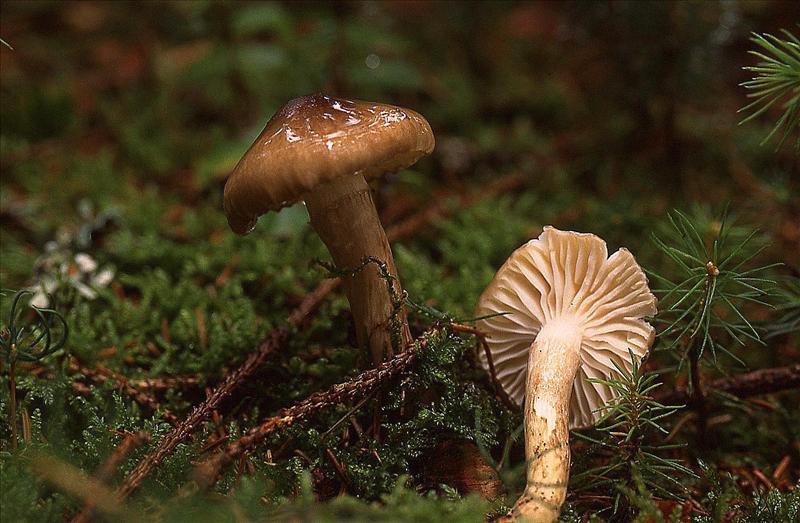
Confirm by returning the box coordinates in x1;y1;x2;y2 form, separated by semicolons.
0;1;799;520
1;2;797;270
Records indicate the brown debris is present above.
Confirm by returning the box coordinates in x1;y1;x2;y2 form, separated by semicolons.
656;363;800;404
116;325;296;499
192;338;423;489
129;375;200;392
421;439;504;500
30;455;131;523
71;431;150;523
70;358;177;424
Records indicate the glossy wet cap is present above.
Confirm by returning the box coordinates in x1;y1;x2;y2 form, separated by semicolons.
223;94;435;234
476;227;657;429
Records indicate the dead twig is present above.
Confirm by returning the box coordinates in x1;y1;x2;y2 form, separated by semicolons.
193;337;426;489
70;358;178;424
71;431;150;523
773;455;792;480
30;455;133;523
117;277;338;500
325;448;351;493
119;328;288;498
656;363;800;405
449;322;515;409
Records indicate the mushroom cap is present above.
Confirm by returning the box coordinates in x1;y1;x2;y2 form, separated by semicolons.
476;227;657;429
223;94;435;234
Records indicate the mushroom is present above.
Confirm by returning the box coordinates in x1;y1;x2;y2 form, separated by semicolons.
476;227;656;522
224;94;434;364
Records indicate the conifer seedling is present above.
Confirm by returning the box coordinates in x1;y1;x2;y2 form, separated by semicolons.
1;290;68;449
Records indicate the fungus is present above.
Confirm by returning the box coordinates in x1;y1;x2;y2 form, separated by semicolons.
476;227;657;521
224;94;434;364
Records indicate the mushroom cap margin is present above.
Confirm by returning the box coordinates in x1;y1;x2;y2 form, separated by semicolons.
223;94;435;234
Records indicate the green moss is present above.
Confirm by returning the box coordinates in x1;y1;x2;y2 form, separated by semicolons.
1;2;798;521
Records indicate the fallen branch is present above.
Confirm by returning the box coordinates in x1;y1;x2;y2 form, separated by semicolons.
656;363;800;405
116;312;316;498
129;375;201;392
71;431;150;523
115;174;523;499
193;336;427;489
30;455;132;522
70;359;178;425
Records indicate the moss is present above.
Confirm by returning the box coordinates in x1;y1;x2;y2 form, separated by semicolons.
1;2;798;521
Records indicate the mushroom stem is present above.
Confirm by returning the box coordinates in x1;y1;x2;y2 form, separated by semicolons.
513;320;583;522
305;174;411;365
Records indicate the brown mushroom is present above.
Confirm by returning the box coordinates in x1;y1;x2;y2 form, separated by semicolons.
224;94;434;364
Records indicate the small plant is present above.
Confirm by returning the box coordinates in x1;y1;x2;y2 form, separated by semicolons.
649;208;777;439
29;248;115;309
651;208;777;365
767;276;800;338
738;29;800;150
0;290;68;449
695;462;800;523
571;351;694;519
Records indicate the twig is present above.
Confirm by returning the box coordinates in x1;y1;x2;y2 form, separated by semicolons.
129;375;201;392
114;175;523;499
71;431;150;523
9;360;17;449
656;363;800;404
773;455;791;483
70;358;178;425
30;455;132;522
752;468;775;490
449;322;515;409
664;412;697;443
193;338;426;489
120;330;286;496
325;447;351;492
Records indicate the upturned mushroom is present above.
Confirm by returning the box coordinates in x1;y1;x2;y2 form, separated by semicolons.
224;94;434;364
476;227;657;522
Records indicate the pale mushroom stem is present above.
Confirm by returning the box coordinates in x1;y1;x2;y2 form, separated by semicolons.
513;319;583;522
305;174;412;365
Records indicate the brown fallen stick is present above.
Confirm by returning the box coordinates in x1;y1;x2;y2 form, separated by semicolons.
71;431;150;523
193;335;428;489
129;375;201;392
119;314;318;499
655;363;800;405
30;455;132;522
70;358;178;425
112;174;523;501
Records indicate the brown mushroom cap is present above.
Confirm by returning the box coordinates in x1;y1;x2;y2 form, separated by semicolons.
223;94;435;234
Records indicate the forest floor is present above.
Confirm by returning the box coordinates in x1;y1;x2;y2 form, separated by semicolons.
1;2;798;522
